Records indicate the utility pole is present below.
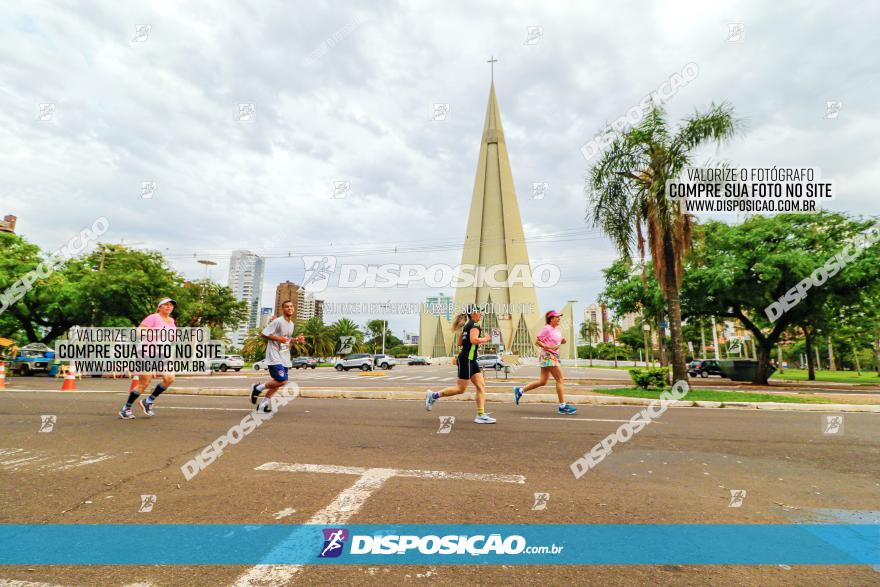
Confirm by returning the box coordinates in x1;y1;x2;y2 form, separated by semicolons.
381;319;387;355
711;317;720;360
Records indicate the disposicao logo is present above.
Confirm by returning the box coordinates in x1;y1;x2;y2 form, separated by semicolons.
319;528;349;558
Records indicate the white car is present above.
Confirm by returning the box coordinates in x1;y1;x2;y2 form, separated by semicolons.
372;354;396;369
211;355;245;372
334;353;374;371
252;359;270;370
476;354;505;371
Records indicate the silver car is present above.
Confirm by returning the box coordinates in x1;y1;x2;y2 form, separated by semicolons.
476;354;505;371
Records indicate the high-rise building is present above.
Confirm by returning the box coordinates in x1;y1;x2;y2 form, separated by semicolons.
425;292;454;321
275;281;300;317
314;299;324;322
419;78;547;357
259;307;274;329
297;291;316;321
584;303;608;344
226;250;265;347
617;311;639;332
0;214;17;234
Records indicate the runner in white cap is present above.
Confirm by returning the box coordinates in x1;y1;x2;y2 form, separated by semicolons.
119;297;177;419
513;310;577;414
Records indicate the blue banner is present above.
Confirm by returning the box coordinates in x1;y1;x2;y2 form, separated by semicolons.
0;524;876;565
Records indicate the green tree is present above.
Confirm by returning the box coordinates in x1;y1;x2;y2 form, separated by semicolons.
681;212;880;383
579;319;599;365
175;279;248;333
588;102;740;382
328;318;364;354
297;317;334;357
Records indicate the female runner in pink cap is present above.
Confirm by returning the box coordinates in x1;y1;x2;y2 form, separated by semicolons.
513;310;577;414
118;297;177;419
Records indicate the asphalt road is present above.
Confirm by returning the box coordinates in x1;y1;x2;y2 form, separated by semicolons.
6;364;879;396
1;389;878;586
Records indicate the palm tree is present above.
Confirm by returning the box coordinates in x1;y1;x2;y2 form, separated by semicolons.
297;317;334;358
580;319;599;367
328;318;364;355
240;328;265;363
587;102;740;383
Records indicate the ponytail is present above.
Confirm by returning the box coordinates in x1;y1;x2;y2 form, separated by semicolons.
451;313;469;332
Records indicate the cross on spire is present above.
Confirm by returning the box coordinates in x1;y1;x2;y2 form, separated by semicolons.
487;55;498;82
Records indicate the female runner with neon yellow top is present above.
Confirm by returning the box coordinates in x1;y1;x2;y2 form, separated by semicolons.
424;304;496;424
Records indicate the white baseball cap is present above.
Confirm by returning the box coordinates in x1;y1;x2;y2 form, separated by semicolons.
156;298;177;310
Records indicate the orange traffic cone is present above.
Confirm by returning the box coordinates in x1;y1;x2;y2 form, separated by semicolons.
60;365;77;391
0;362;6;390
129;375;139;391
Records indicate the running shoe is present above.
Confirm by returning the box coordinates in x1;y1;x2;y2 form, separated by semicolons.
118;407;135;419
474;414;497;424
425;390;437;411
514;386;524;405
139;398;154;417
251;384;261;405
558;404;578;415
258;400;272;413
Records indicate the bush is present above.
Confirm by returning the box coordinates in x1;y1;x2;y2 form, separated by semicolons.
628;367;669;389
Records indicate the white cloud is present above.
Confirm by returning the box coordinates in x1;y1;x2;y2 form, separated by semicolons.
1;0;877;335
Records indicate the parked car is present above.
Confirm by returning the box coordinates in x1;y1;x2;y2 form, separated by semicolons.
688;359;723;378
372;354;396;369
252;358;269;370
8;343;55;376
292;356;318;369
476;354;505;371
211;354;245;372
407;356;432;366
334;353;374;371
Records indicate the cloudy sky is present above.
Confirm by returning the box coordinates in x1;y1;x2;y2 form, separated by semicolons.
2;0;877;336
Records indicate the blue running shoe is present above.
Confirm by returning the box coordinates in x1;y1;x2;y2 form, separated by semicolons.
118;407;135;419
514;386;524;405
139;398;154;417
425;390;437;411
558;404;577;415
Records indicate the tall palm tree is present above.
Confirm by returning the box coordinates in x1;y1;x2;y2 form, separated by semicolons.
580;319;599;367
588;102;739;383
297;317;334;358
240;328;265;363
328;317;364;354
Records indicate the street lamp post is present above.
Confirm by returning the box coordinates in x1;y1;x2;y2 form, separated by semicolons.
197;259;217;279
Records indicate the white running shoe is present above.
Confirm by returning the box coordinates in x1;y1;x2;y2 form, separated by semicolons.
425;390;437;411
474;414;496;424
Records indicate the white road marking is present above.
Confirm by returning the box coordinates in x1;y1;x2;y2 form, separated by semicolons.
272;507;297;520
234;462;526;586
0;448;115;472
521;416;664;424
54;454;113;470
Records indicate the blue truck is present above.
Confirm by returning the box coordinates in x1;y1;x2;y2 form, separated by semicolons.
6;343;58;376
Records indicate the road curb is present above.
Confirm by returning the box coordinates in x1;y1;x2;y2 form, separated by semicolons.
165;388;880;412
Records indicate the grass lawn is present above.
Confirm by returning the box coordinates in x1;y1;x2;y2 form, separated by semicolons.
594;387;837;404
771;368;880;385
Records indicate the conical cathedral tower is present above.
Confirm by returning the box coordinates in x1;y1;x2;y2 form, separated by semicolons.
420;80;542;357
